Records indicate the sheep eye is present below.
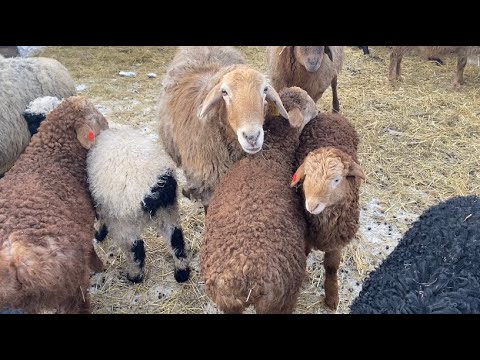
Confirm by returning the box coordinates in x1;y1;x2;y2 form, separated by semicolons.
221;89;228;96
334;178;340;183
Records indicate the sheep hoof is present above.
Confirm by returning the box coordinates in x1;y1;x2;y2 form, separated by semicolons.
174;267;191;283
126;272;145;284
325;296;339;311
94;224;109;242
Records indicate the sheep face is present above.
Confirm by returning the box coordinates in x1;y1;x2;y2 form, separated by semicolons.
291;147;364;215
294;46;333;73
199;67;288;154
69;96;109;149
279;87;319;129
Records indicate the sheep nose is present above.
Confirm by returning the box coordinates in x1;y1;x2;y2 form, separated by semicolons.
307;57;319;67
242;131;261;146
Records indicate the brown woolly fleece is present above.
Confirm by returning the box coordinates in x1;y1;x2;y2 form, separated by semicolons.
200;115;307;314
0;96;108;314
295;113;361;252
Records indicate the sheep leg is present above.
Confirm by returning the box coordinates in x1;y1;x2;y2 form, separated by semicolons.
331;76;340;113
111;224;145;283
157;219;191;283
389;51;403;81
89;247;105;273
94;217;109;243
323;249;341;310
58;286;91;314
453;55;467;88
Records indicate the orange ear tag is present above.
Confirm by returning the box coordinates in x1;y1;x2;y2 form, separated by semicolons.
292;172;297;183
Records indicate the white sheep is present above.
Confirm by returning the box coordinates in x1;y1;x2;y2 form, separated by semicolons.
87;127;191;283
266;46;345;112
0;57;76;176
158;46;289;211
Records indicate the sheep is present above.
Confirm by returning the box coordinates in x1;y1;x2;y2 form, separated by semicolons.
23;96;62;136
0;46;19;58
0;56;76;176
157;46;289;210
291;112;365;310
0;96;108;314
388;46;480;87
350;195;480;314
358;46;370;55
266;46;344;113
87;127;191;284
200;87;319;314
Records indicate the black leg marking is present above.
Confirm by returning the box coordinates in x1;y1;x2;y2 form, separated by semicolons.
141;172;177;216
23;112;47;136
95;224;109;242
126;239;145;283
171;227;187;259
174;268;190;283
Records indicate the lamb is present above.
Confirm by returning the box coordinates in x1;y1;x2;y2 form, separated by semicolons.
87;127;191;284
350;195;480;314
291;112;365;310
266;46;344;112
0;56;76;176
200;87;319;314
23;96;63;136
388;46;480;87
158;46;289;210
0;96;108;314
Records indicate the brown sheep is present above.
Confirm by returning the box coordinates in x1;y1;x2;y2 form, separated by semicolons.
200;87;318;314
389;46;480;87
0;96;108;314
292;113;365;310
158;46;289;210
266;46;344;112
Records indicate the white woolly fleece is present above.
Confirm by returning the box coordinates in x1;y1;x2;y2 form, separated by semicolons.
87;127;177;220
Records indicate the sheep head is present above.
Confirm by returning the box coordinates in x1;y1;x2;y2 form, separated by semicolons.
291;147;365;215
293;46;333;73
198;66;288;154
69;96;109;149
278;87;318;130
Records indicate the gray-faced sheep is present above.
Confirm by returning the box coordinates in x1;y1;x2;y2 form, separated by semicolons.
389;46;480;87
200;87;319;314
0;56;76;176
0;96;108;314
87;127;191;284
291;113;365;310
266;46;344;112
350;195;480;314
158;46;289;209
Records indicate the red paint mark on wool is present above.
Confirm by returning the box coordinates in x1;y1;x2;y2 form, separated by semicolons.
87;131;95;141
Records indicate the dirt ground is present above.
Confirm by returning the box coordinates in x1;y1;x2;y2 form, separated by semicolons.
37;46;480;314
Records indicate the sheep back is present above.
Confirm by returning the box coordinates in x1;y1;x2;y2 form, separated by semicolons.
0;57;76;175
350;195;480;314
201;116;307;313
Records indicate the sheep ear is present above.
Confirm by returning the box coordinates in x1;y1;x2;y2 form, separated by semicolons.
347;161;365;180
198;83;222;119
325;46;333;62
76;123;96;149
265;84;289;120
291;162;306;187
287;107;304;128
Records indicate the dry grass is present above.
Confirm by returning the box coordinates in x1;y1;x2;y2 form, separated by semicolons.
38;46;480;314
